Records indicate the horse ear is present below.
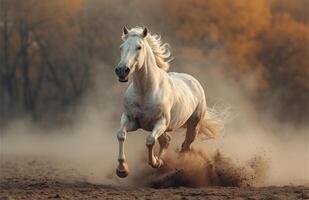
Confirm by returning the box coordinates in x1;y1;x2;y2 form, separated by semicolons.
142;27;148;38
123;26;128;35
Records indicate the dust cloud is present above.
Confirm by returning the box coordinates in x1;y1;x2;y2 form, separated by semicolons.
131;115;308;187
0;65;145;185
133;149;268;188
1;60;307;188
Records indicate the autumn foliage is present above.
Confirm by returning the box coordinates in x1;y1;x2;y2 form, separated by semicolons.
163;0;309;124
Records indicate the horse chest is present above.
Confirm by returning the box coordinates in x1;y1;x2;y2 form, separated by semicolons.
127;101;164;131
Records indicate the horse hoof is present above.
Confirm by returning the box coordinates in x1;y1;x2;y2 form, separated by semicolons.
149;158;164;168
157;159;164;168
116;164;129;178
116;168;129;178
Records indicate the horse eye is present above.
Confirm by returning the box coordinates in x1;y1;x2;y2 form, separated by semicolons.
137;46;142;50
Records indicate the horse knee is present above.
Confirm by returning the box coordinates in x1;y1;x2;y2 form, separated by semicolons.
158;133;171;148
117;130;126;141
146;135;156;147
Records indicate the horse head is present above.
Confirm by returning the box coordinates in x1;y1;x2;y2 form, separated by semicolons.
115;26;148;82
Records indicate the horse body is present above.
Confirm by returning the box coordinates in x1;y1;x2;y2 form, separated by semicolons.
114;27;217;178
124;71;205;132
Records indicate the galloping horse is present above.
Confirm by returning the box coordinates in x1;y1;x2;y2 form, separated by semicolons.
114;27;218;178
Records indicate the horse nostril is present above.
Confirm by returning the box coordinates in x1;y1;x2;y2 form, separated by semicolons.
115;68;120;74
125;67;130;74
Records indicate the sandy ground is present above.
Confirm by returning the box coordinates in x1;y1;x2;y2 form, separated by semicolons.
0;155;308;200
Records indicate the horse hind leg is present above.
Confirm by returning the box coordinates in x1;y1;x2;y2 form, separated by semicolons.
181;116;199;153
157;132;171;162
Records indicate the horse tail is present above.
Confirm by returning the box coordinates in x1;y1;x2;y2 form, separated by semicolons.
198;106;230;139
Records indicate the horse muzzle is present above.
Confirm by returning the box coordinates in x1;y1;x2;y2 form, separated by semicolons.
118;77;129;82
115;66;130;82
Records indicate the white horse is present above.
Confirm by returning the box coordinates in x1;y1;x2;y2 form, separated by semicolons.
115;26;218;178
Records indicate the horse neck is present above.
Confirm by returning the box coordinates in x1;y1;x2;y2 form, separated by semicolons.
132;46;163;97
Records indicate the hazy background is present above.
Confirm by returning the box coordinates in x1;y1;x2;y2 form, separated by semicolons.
0;0;308;186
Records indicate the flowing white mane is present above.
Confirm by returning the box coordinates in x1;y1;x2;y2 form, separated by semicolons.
122;27;171;71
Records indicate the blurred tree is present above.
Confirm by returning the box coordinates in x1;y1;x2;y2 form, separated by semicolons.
0;0;86;122
0;0;167;125
163;0;309;125
258;14;309;124
163;0;270;68
271;0;309;24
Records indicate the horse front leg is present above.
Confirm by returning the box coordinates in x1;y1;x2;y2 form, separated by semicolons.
158;132;171;160
146;118;167;168
116;114;137;178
